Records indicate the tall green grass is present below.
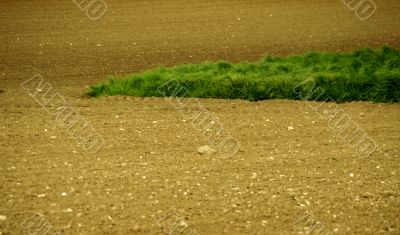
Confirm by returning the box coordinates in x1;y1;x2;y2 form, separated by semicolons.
89;46;400;102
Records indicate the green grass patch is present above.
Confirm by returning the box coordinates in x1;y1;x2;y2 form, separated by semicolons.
88;46;400;102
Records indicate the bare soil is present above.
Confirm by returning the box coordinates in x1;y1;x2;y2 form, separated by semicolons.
0;0;399;234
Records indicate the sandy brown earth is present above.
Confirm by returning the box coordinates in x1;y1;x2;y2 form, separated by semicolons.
1;0;400;234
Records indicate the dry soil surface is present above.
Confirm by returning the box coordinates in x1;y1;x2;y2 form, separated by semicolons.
0;0;399;234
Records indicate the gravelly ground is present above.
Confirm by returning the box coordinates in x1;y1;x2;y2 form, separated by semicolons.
0;0;399;234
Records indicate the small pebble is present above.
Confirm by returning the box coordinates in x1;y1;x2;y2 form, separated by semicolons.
197;145;216;155
63;208;73;213
261;220;267;227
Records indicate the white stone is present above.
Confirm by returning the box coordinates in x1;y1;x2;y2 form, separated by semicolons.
197;145;216;155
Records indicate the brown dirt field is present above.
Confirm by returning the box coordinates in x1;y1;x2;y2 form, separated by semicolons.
0;0;399;234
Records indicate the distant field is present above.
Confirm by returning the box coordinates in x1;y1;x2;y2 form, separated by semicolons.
89;47;400;102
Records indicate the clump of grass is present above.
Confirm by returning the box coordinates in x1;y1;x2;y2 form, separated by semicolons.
88;46;400;102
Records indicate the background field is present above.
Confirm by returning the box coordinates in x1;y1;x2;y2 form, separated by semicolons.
1;0;399;234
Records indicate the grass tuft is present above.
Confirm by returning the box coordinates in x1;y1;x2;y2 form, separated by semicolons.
88;46;400;102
